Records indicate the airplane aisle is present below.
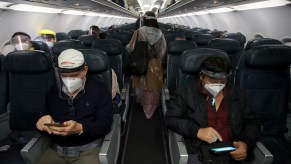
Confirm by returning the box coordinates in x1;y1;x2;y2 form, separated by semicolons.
119;96;169;164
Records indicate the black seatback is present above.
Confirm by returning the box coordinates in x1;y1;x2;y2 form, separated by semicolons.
178;48;230;87
56;32;72;41
2;51;55;130
78;35;99;48
91;39;123;88
67;30;86;39
245;38;282;51
0;55;9;114
31;41;51;55
235;45;291;135
192;34;215;48
208;38;243;83
209;30;224;38
164;33;186;44
106;33;129;46
224;32;246;48
79;49;112;96
52;40;85;63
166;40;197;93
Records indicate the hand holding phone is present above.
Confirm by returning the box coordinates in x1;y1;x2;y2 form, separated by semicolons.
44;122;65;127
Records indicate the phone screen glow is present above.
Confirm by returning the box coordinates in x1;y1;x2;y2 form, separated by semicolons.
211;147;236;152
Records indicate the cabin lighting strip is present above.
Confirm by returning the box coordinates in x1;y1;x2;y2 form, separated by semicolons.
0;3;135;19
159;0;291;19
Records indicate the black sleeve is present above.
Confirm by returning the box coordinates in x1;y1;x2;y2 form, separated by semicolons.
81;85;114;138
165;87;201;138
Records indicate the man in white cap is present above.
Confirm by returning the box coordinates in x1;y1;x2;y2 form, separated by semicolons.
36;49;113;164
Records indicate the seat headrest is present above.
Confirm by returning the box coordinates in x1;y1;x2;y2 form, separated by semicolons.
78;35;99;47
31;41;50;53
208;38;241;54
106;33;129;45
168;40;197;55
91;39;123;56
56;32;72;41
245;38;282;51
180;48;229;73
192;34;215;45
209;31;224;38
245;45;291;67
2;51;50;73
224;32;246;45
53;40;85;56
68;30;86;39
78;49;109;72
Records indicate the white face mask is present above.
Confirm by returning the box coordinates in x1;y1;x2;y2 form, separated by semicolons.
15;43;30;51
204;83;225;97
45;41;54;48
62;77;83;94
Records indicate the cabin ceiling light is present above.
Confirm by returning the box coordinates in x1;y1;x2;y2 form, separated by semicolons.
13;4;60;13
8;4;62;13
61;10;86;15
232;0;291;10
0;2;12;9
208;7;233;13
195;11;209;15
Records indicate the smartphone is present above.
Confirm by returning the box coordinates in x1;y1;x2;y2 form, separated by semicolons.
44;122;65;127
210;146;236;153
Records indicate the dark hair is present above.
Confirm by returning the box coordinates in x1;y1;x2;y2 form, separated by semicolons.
90;25;99;31
200;56;231;74
143;11;159;29
11;32;31;39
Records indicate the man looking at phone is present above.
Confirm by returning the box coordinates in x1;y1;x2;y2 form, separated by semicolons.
165;56;261;163
35;49;113;164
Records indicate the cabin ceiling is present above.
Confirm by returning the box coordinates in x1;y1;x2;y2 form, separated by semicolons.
158;0;267;17
0;0;138;18
0;0;289;18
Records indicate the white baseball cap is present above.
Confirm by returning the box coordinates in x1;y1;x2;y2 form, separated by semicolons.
58;49;85;73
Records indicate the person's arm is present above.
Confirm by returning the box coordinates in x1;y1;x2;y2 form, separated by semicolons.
80;86;114;137
111;69;120;99
126;30;138;54
165;87;201;138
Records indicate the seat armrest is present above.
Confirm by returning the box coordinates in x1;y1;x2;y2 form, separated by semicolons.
161;87;170;115
163;86;170;101
253;141;273;164
168;130;188;164
0;112;11;140
99;114;121;164
120;82;130;124
20;134;51;164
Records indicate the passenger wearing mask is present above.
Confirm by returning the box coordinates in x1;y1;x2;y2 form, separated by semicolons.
1;32;33;55
127;11;167;119
35;29;56;51
35;49;113;164
10;32;33;52
165;56;261;164
89;25;100;38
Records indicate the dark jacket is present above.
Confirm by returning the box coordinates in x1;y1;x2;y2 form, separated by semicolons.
165;82;261;154
45;76;114;147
